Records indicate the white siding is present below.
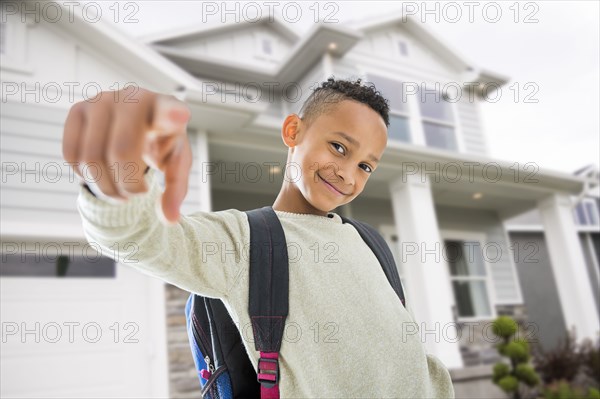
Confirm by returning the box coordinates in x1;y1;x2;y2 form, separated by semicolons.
1;102;82;228
0;102;202;233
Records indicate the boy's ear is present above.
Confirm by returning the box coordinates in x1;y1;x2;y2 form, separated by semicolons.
281;114;301;148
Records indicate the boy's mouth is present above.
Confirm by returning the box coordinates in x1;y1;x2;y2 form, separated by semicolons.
317;173;347;196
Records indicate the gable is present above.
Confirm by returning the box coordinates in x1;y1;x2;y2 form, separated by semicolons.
351;24;464;76
154;23;296;69
1;8;198;97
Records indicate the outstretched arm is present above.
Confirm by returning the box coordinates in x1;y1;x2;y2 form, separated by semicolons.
77;167;249;299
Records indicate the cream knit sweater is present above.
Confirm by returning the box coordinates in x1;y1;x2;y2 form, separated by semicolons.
77;168;455;398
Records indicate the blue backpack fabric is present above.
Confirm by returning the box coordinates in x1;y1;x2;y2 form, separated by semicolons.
185;206;406;398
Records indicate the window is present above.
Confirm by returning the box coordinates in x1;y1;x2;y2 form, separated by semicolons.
389;115;411;142
262;38;272;55
576;203;588;225
367;73;411;143
575;198;600;226
1;250;116;278
422;122;457;151
445;240;493;319
397;40;408;56
255;33;276;60
418;87;457;150
419;90;453;121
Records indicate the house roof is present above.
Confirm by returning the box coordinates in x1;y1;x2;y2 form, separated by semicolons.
574;164;599;177
33;0;203;93
142;9;509;89
15;3;586;214
574;164;600;199
150;21;363;85
139;5;300;44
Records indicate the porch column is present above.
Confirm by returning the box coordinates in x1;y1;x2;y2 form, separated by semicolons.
538;194;600;342
389;172;463;369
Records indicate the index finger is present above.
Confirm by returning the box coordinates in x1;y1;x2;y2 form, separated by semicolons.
156;134;193;225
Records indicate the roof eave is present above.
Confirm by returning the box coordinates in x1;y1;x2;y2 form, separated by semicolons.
41;1;201;93
383;142;585;195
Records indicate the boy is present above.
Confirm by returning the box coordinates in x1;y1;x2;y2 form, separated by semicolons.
64;78;455;398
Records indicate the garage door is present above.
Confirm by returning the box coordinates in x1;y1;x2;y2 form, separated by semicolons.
1;239;169;398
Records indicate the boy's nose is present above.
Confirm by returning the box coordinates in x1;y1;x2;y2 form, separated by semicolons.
331;169;354;190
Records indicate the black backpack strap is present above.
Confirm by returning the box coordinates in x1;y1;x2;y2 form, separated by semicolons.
245;206;289;394
340;216;406;308
189;293;260;397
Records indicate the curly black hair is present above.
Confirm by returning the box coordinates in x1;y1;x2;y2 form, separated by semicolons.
298;76;390;129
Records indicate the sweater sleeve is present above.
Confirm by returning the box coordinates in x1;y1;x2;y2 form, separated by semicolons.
76;168;249;299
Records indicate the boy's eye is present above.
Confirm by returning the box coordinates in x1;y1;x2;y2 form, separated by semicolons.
330;142;373;174
331;142;345;154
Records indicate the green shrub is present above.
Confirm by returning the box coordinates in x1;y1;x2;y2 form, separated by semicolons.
505;340;530;363
498;375;519;393
493;362;511;384
492;316;518;339
515;364;539;387
489;315;541;399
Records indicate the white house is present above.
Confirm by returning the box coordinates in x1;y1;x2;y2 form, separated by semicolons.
1;2;598;398
504;165;600;352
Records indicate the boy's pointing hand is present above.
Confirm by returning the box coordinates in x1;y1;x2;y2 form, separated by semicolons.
62;86;192;224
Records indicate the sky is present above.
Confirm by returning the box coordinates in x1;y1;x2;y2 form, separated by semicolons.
96;0;599;175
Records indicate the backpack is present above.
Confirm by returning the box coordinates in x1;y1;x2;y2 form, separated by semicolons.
184;206;406;399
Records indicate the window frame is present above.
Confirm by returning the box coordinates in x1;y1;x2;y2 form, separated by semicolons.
417;85;460;151
254;32;277;62
575;198;600;226
358;66;466;150
397;40;408;57
385;31;410;59
440;230;498;322
364;71;412;143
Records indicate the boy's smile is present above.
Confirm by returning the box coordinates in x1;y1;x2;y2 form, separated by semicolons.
272;99;388;217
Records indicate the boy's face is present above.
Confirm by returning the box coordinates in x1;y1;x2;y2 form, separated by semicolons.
277;99;388;215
